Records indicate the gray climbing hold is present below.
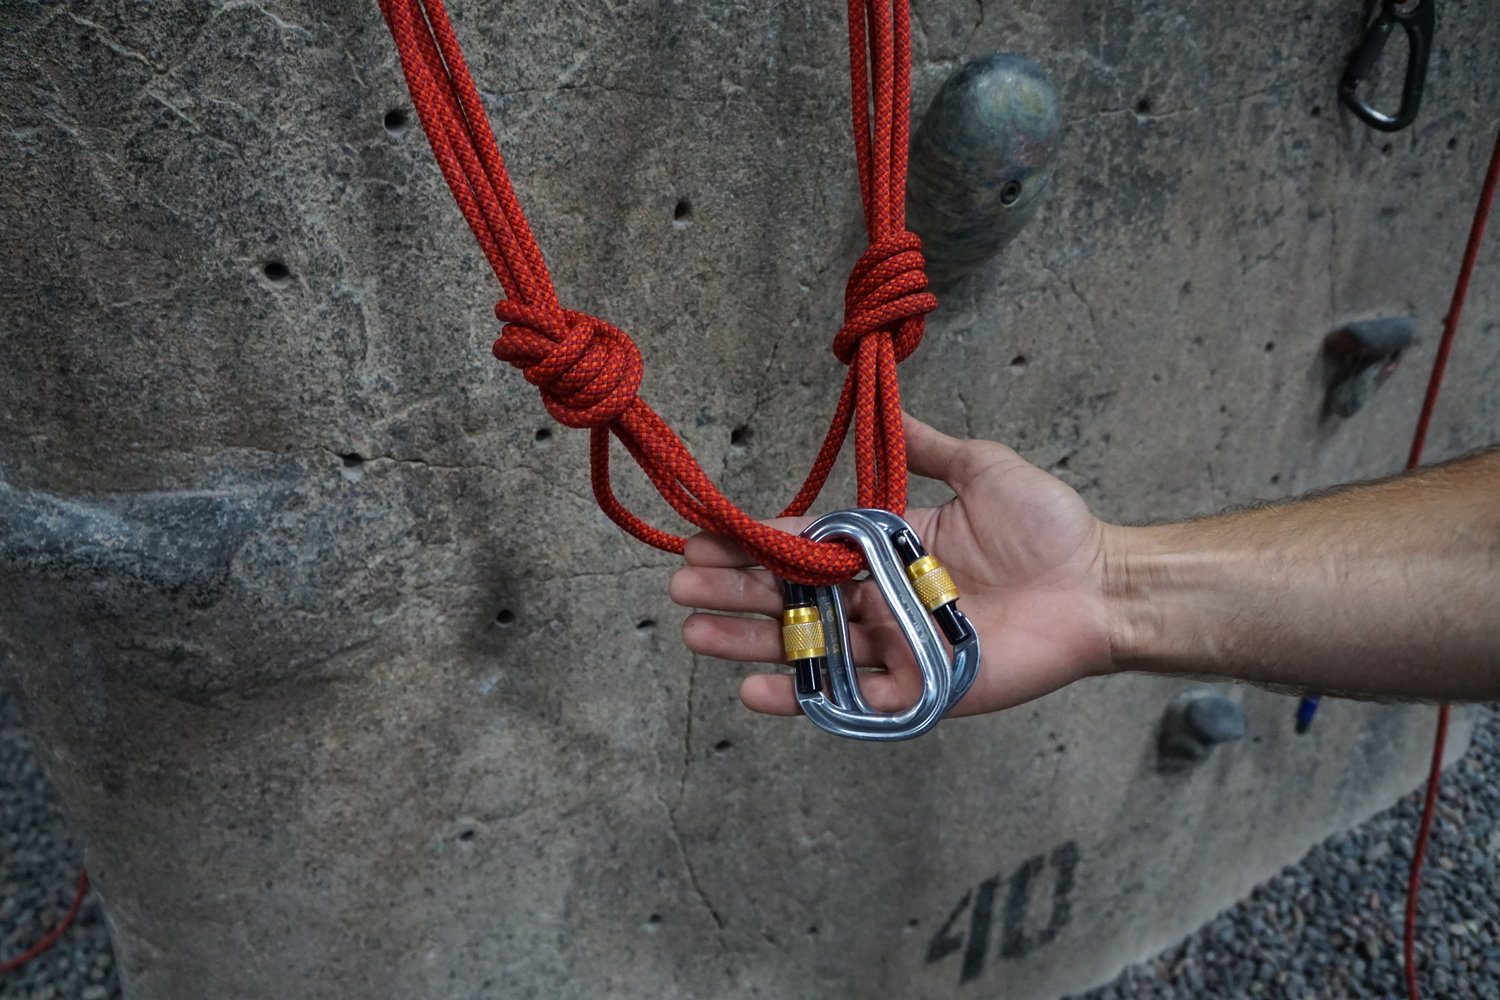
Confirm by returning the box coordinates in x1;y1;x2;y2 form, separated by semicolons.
1158;689;1248;767
1323;315;1415;418
906;53;1062;289
1184;694;1248;746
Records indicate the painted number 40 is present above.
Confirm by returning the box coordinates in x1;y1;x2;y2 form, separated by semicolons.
926;841;1080;985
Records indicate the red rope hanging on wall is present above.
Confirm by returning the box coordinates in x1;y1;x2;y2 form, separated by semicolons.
378;0;937;585
1403;123;1500;1000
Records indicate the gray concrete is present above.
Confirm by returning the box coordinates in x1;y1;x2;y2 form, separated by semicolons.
2;2;1497;998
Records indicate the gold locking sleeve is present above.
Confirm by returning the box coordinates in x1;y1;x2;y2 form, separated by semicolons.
781;605;826;661
906;554;959;611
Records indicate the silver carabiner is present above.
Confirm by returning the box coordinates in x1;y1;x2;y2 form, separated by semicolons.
780;509;981;741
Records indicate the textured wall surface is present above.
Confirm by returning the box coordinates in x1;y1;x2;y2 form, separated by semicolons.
2;2;1497;998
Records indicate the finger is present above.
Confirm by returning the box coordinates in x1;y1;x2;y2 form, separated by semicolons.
738;664;924;717
668;566;782;616
739;673;801;715
682;516;815;568
682;612;782;662
681;611;884;664
682;532;755;568
903;411;1021;491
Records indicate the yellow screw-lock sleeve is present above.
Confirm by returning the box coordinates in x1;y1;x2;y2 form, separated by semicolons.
781;606;826;661
906;555;959;611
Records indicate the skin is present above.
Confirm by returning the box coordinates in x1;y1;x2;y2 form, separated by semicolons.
670;414;1500;717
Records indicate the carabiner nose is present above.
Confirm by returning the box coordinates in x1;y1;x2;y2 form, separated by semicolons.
1339;0;1434;133
779;509;981;741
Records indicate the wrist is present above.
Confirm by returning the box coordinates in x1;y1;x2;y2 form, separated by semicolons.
1097;521;1213;676
1098;523;1147;674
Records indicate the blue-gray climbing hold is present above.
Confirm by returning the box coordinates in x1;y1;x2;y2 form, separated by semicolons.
1158;690;1248;768
907;54;1061;289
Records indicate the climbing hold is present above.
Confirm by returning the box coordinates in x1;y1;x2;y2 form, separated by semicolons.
1158;690;1247;767
1323;316;1415;418
906;54;1062;289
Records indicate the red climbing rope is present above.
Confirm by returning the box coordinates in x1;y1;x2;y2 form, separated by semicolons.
0;872;89;977
378;0;936;585
1403;123;1500;1000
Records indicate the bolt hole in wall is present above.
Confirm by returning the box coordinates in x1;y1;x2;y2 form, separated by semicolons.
495;609;515;627
1009;355;1027;368
262;260;291;285
672;198;692;224
730;425;753;449
1134;96;1151;114
383;107;409;136
533;427;552;443
635;619;655;633
338;452;365;483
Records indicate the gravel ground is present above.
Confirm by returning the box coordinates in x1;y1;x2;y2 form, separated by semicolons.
3;682;1495;999
1068;705;1500;1000
0;683;120;1000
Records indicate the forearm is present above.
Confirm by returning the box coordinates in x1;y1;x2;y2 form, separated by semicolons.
1102;447;1500;700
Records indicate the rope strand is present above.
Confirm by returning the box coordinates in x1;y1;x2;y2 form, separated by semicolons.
378;0;935;585
1403;123;1500;1000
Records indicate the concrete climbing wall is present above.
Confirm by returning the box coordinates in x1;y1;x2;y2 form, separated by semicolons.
3;2;1498;997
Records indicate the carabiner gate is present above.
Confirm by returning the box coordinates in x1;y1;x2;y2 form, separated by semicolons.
780;509;981;741
1338;0;1434;133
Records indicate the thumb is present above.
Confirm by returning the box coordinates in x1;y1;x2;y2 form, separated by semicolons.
903;411;1020;492
903;411;969;485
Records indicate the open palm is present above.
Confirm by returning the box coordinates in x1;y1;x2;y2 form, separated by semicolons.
670;414;1116;718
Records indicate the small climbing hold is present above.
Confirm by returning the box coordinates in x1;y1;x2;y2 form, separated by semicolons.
1323;316;1415;418
906;53;1062;289
1158;689;1247;767
1183;695;1248;745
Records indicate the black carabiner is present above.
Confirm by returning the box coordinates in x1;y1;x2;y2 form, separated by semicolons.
1339;0;1435;133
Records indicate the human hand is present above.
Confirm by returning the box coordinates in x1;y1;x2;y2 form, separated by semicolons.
669;413;1118;718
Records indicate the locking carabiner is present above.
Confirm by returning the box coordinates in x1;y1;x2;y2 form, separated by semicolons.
1339;0;1434;133
779;509;981;741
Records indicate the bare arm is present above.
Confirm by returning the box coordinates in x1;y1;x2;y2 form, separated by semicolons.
671;416;1500;716
1103;446;1500;701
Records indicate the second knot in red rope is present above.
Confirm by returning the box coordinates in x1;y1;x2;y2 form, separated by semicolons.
493;301;644;429
831;231;938;365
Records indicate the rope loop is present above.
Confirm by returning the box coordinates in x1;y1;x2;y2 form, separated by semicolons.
832;231;937;365
385;0;929;578
493;301;643;428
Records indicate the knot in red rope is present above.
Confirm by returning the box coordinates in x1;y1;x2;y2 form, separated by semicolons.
493;301;643;428
831;231;938;365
